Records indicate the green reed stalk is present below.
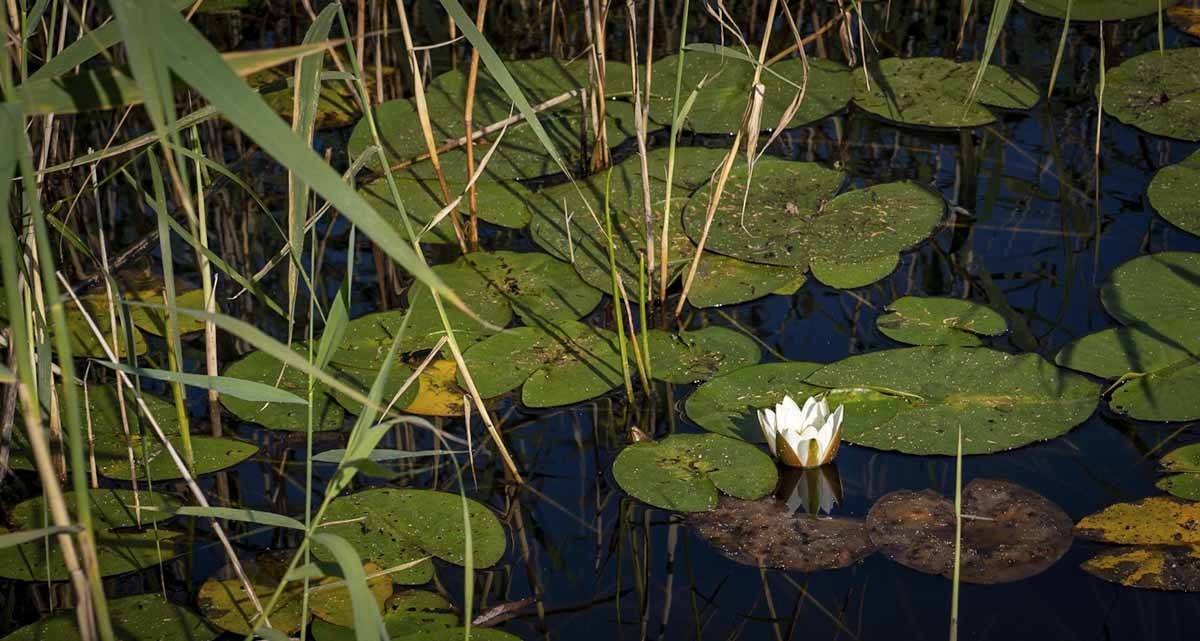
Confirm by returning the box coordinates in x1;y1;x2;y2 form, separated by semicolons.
949;425;963;641
604;170;635;399
638;254;651;382
1047;0;1073;97
659;0;690;304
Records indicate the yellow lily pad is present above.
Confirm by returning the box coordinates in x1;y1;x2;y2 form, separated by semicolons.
403;359;466;417
1082;545;1200;591
1075;496;1200;545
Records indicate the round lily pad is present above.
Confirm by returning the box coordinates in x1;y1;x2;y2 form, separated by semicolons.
358;175;534;245
456;251;603;324
852;57;1038;129
611;433;779;512
689;496;875;571
1103;47;1200;142
809;254;899;289
327;360;419;416
1099;252;1200;327
1019;0;1181;21
311;590;458;641
0;593;217;641
198;555;390;636
1162;443;1200;472
401;259;516;353
316;488;506;585
804;346;1100;455
685;362;824;441
805;181;945;266
0;489;183;581
687;254;806;307
1148;149;1200;237
680;157;846;266
649;46;852;134
644;327;761;383
98;434;259;482
1157;474;1200;501
220;348;345;432
459;322;626;407
866;479;1073;584
1076;496;1200;545
876;296;1008;346
1082;545;1200;592
1056;318;1200;421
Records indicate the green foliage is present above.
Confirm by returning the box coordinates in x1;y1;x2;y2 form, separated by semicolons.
852;57;1038;128
876;297;1008;346
1104;47;1200;141
612;434;778;512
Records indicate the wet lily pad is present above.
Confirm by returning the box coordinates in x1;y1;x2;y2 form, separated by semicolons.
685;362;824;441
804;346;1099;455
198;555;390;636
689;496;876;571
1103;47;1200;142
809;254;899;289
644;327;761;383
220;348;345;432
327;360;419;416
0;489;183;581
459;322;625;407
1082;545;1200;592
358;175;534;245
316;488;506;585
867;479;1073;583
876;296;1008;346
611;433;778;512
649;46;852;134
1020;0;1182;21
404;359;467;417
687;254;806;307
1076;496;1200;545
852;57;1038;128
1099;252;1200;327
311;590;458;641
0;593;217;641
1148;150;1200;237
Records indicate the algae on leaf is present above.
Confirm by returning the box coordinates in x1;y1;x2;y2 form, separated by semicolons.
1103;47;1200;142
876;296;1008;346
852;57;1037;128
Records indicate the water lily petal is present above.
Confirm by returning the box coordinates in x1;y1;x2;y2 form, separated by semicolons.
758;407;778;455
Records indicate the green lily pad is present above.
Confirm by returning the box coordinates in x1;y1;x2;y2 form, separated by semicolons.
327;360;419;416
809;254;899;289
121;287;208;336
1056;318;1200;421
316;488;506;585
611;433;779;512
358;175;534;245
59;294;148;358
220;348;345;432
876;296;1008;346
803;347;1099;455
456;251;603;324
311;590;458;641
685;362;824;441
644;327;761;383
852;57;1038;128
649;46;852;134
1099;252;1200;327
0;489;183;581
679;158;845;266
529;148;702;294
392;629;523;641
1148;149;1200;237
1019;0;1182;21
687;254;806;307
98;435;259;481
0;593;217;641
458;322;625;406
402;259;516;353
1103;47;1200;142
252;65;383;130
1160;444;1200;500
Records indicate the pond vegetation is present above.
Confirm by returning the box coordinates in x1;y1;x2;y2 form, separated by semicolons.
1;0;1200;640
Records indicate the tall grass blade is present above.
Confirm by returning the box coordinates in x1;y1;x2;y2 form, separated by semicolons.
91;362;307;404
966;0;1012;104
310;532;389;641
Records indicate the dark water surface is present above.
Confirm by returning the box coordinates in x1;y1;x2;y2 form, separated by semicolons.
8;4;1200;641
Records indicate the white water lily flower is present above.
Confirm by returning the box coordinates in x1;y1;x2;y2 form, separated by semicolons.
757;394;845;468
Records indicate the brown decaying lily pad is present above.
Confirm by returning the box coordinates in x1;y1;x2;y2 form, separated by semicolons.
866;478;1072;584
689;496;876;572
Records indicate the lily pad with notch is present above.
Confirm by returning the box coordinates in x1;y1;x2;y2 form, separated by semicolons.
316;488;506;585
809;254;899;290
220;347;345;432
311;589;457;641
648;45;852;134
644;327;761;384
458;322;625;407
876;296;1008;346
852;57;1038;129
0;593;217;641
866;479;1072;583
804;346;1099;455
687;253;806;307
0;488;183;581
612;433;778;512
1103;47;1200;142
689;496;876;571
